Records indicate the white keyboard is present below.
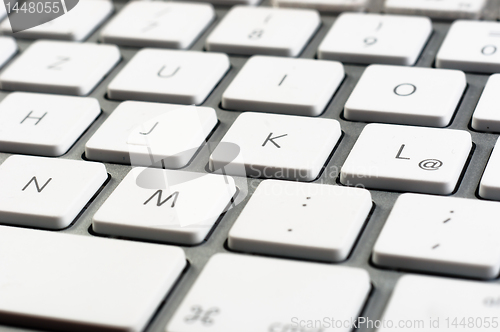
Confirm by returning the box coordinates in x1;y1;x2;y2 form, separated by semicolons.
0;1;499;332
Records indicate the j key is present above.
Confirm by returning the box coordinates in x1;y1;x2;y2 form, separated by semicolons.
85;101;217;168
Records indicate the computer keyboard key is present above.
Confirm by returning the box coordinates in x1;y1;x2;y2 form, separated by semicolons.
107;49;229;104
0;40;120;96
0;92;100;156
1;0;113;41
318;13;432;65
206;6;321;57
379;275;500;332
0;155;107;229
0;37;17;69
472;74;500;132
373;194;500;279
437;20;500;74
93;168;236;245
344;65;466;127
228;180;372;262
85;101;217;168
222;55;344;116
167;253;371;332
272;0;368;12
340;123;471;195
384;0;486;19
101;1;214;49
479;139;500;200
0;225;185;332
209;112;342;181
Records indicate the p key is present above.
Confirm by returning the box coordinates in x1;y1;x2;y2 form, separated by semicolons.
437;20;500;73
0;155;107;229
340;123;472;195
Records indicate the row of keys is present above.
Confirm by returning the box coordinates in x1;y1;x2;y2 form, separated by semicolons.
1;19;499;109
0;224;371;332
3;92;500;200
4;151;500;279
0;93;489;198
2;206;499;332
0;45;493;132
0;0;487;45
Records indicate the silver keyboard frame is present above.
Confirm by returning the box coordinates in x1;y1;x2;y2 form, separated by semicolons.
0;0;500;331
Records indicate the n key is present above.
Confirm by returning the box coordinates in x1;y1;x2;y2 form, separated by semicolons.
0;155;107;229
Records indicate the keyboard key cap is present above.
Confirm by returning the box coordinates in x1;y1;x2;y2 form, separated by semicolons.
0;40;120;96
344;65;466;127
0;225;185;332
107;49;229;104
0;155;107;229
384;0;486;19
228;180;372;262
209;112;342;181
340;123;471;195
1;0;113;41
272;0;368;12
380;275;500;332
167;253;371;332
472;74;500;132
206;6;321;57
101;1;214;49
479;139;500;200
85;101;217;168
93;168;236;245
373;194;500;279
0;37;17;68
0;92;100;156
318;13;432;65
222;55;344;116
436;20;500;73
